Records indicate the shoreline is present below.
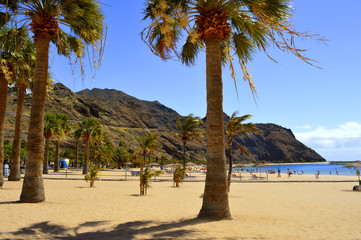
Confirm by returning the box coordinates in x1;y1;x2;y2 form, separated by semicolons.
9;168;359;182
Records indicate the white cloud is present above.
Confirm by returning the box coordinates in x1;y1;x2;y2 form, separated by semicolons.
294;122;361;161
295;122;361;140
297;124;312;129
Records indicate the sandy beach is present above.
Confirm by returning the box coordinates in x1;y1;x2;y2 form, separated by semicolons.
1;172;360;240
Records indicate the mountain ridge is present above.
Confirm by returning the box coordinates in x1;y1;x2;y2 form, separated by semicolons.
5;82;325;163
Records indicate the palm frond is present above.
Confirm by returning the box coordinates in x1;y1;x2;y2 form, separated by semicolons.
181;33;201;66
232;32;255;63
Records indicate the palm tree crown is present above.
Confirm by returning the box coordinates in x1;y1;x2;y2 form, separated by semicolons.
142;0;322;93
226;112;261;145
177;114;205;144
52;113;71;139
78;118;102;142
140;132;159;156
43;113;59;139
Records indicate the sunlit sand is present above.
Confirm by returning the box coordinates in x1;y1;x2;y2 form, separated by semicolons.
1;173;360;239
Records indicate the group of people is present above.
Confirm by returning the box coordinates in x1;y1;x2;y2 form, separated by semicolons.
275;168;304;178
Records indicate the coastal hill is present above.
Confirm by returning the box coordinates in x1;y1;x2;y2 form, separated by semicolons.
7;83;325;163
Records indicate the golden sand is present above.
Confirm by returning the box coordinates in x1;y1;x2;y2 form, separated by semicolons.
1;172;360;239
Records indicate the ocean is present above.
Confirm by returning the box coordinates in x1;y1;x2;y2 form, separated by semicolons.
238;162;359;176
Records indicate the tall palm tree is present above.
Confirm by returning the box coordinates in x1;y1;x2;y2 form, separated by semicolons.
139;132;159;195
0;27;17;188
142;0;319;220
52;113;71;172
42;113;58;174
73;127;82;169
225;112;261;191
78;118;102;174
114;141;129;169
0;63;12;188
92;133;114;168
8;27;35;181
176;114;205;170
0;0;105;202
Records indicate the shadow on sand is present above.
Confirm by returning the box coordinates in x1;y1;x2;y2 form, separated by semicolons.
0;201;21;205
1;218;209;239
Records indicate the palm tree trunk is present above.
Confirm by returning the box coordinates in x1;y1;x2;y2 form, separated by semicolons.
227;139;233;192
140;155;145;195
54;139;60;171
43;137;50;174
20;33;51;202
83;138;90;174
182;141;187;170
9;85;26;181
75;140;79;168
198;37;231;220
0;74;8;188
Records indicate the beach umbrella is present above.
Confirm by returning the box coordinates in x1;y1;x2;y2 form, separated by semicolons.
342;160;361;184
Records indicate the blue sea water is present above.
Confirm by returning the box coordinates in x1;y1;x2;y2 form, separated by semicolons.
238;162;358;176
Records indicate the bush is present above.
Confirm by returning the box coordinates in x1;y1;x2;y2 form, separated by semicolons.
173;165;185;187
84;164;100;187
140;168;163;195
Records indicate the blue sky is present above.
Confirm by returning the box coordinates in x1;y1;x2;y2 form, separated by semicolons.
50;0;361;161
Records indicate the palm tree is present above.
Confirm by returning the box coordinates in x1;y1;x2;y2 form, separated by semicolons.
92;133;114;168
225;112;261;191
73;127;82;169
142;0;319;220
52;113;71;172
8;28;35;181
0;27;17;187
43;113;58;174
84;163;99;187
176;114;205;170
114;141;130;169
78;118;102;174
0;63;12;188
0;0;105;203
139;132;159;195
173;164;185;187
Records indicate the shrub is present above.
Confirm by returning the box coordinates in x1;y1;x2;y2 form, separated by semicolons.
173;165;185;187
84;164;100;187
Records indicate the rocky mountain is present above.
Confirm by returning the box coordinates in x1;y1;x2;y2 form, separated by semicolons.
5;83;325;163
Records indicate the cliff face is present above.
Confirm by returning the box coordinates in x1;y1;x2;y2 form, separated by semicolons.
234;124;324;163
6;83;325;163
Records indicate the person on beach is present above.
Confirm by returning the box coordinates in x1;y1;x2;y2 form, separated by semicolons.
336;169;338;175
287;169;292;178
277;168;281;178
